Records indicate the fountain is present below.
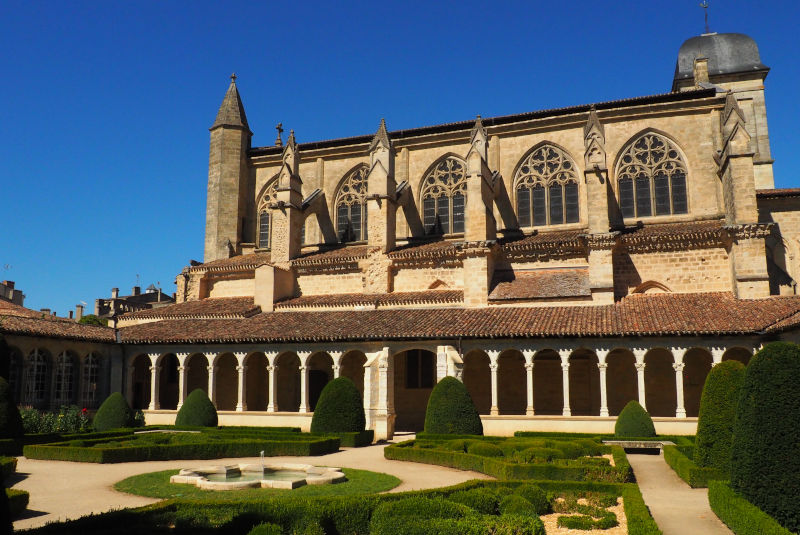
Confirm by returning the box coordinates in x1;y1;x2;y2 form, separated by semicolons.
170;463;346;490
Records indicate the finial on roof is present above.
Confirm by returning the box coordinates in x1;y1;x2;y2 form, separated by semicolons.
230;72;237;83
369;118;391;152
470;114;487;142
699;1;710;34
275;123;284;147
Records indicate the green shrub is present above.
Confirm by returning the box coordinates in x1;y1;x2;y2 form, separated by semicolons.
448;488;499;514
0;458;16;481
423;376;483;435
443;439;470;452
515;483;550;514
614;401;656;438
466;441;503;457
663;445;726;488
369;497;475;535
310;377;365;433
694;360;745;473
0;378;22;440
516;447;563;462
498;494;537;517
5;488;28;519
93;393;133;431
247;522;282;535
708;480;793;535
175;389;218;427
332;430;373;447
557;504;618;530
730;342;800;532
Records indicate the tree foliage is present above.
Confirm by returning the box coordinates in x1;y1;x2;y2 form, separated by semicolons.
93;392;133;431
310;377;365;433
78;314;108;327
694;360;745;472
424;377;483;435
614;400;655;438
0;377;23;440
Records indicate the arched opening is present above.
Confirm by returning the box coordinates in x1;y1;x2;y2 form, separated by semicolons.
606;349;637;416
498;350;526;415
722;347;752;366
82;353;103;409
684;348;712;417
131;354;151;410
308;352;333;411
185;354;209;397
24;348;51;408
462;350;491;415
54;351;78;406
644;348;676;417
340;351;367;398
569;350;600;416
533;350;562;415
158;354;179;410
393;349;435;431
245;352;269;411
214;353;238;411
276;352;300;412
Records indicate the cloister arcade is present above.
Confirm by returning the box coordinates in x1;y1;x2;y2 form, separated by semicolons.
125;339;756;438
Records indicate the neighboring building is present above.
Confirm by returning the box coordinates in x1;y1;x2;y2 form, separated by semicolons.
95;284;175;321
0;281;25;307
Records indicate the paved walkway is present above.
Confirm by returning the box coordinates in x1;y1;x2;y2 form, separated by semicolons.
628;453;732;535
10;433;490;531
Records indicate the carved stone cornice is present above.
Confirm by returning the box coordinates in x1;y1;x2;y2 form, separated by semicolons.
724;222;773;241
580;232;618;250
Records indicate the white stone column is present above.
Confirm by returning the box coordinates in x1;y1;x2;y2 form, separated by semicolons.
207;365;218;407
487;349;500;415
672;347;687;418
147;353;160;410
297;351;312;413
176;352;189;409
559;349;572;417
436;345;450;382
267;365;278;412
633;348;647;410
234;352;247;412
710;346;725;367
596;348;610;417
330;350;343;379
362;360;373;430
522;349;535;416
377;348;392;415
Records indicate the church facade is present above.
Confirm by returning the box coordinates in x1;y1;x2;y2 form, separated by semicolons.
4;32;800;439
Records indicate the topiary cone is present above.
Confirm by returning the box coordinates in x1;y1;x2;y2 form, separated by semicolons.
0;377;23;440
93;392;134;431
423;376;483;435
310;377;365;433
175;389;218;427
694;360;745;472
614;400;656;438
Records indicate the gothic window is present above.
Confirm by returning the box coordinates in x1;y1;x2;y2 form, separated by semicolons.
54;351;75;406
24;349;48;406
82;354;101;408
420;157;467;235
335;166;368;242
256;178;278;249
617;132;688;219
515;145;580;227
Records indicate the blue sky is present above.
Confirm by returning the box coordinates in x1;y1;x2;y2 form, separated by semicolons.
1;1;798;316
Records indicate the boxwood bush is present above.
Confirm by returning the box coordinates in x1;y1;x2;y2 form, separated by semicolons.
614;401;656;438
93;393;133;431
0;377;23;440
174;389;217;427
423;377;483;435
663;445;726;488
6;488;28;519
310;377;365;434
709;480;794;535
730;342;800;532
694;360;745;474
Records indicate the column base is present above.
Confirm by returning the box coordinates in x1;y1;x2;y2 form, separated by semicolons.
562;408;572;417
236;404;247;412
177;403;183;410
490;407;499;416
526;408;534;416
676;408;687;418
148;403;158;411
267;405;276;413
299;406;308;414
600;408;609;417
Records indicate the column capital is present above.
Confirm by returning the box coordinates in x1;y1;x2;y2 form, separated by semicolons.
489;362;498;371
485;349;501;362
561;362;570;371
176;352;190;359
236;365;247;373
299;365;308;372
631;347;648;360
557;348;572;362
673;362;685;372
597;362;608;370
207;365;217;373
332;364;341;371
267;365;276;372
524;362;534;371
177;366;186;372
634;362;646;371
671;347;688;362
328;350;344;359
149;365;158;373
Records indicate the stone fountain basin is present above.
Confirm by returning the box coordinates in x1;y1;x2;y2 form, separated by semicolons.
169;463;346;490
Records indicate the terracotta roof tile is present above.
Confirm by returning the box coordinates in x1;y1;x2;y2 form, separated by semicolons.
500;231;584;253
619;220;725;240
120;297;260;320
757;188;800;199
118;292;800;344
0;314;115;342
489;269;590;301
275;290;463;309
0;300;43;318
188;253;272;272
388;240;460;259
292;246;369;266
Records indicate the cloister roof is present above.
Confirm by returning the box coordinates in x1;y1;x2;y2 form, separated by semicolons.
0;303;115;343
118;292;800;345
275;290;463;309
121;296;261;320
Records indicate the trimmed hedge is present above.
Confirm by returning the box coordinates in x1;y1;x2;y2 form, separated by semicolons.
615;401;656;438
424;377;483;435
694;360;745;473
663;445;726;488
247;523;281;535
6;488;28;518
730;342;800;532
175;389;218;427
0;377;23;440
708;480;793;535
331;430;373;447
0;458;16;481
93;393;133;431
310;377;365;433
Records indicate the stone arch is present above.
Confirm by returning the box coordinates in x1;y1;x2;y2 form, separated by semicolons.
533;349;563;415
158;354;179;410
462;350;491;415
340;350;367;398
684;348;712;417
722;347;752;366
393;348;436;431
418;154;467;236
130;354;151;410
569;349;600;416
256;175;278;249
185;353;209;397
333;164;369;242
276;352;301;412
644;348;676;417
498;350;526;415
214;353;239;411
245;352;269;411
631;280;672;294
606;348;637;416
428;279;449;289
308;352;333;411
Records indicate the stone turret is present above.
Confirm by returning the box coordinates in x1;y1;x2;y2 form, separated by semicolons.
270;131;304;264
204;74;252;262
366;119;397;254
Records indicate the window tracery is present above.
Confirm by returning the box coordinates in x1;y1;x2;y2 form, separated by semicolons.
335;166;368;242
83;354;101;407
617;133;688;219
514;145;579;227
420;157;467;235
24;349;48;406
54;351;75;405
257;178;278;249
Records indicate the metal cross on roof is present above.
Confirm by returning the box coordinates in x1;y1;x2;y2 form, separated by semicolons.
700;1;710;34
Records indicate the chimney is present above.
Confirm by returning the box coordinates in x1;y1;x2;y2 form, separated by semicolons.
2;281;14;289
157;288;162;301
132;286;141;296
75;304;84;321
69;311;74;319
693;56;709;86
40;308;50;315
52;311;57;317
111;287;119;299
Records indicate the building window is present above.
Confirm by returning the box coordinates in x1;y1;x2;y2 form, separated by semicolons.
405;349;434;389
515;145;580;227
617;132;688;219
24;349;48;406
335;166;368;242
256;178;278;249
54;351;74;406
7;349;20;401
82;354;101;408
421;157;467;235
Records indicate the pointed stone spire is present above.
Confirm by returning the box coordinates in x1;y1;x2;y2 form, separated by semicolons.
468;115;488;162
584;106;607;170
583;105;604;142
721;91;746;138
280;130;300;183
211;73;249;130
369;118;391;152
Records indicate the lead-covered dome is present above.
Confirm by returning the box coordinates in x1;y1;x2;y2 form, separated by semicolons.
673;33;768;85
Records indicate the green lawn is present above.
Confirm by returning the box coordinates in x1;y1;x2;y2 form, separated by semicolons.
114;467;400;499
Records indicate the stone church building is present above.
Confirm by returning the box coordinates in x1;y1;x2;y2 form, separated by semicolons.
3;31;800;439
